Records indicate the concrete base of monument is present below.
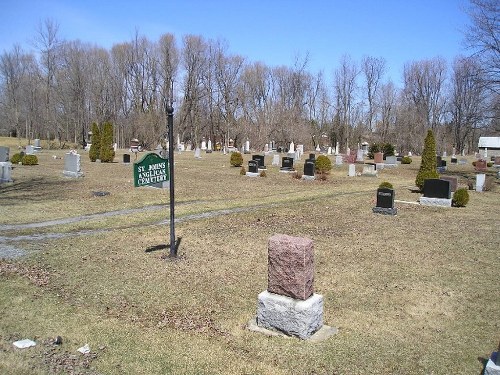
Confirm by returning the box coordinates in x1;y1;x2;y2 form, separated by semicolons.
245;172;260;177
279;168;296;173
372;207;397;215
62;170;84;178
253;290;334;340
301;175;315;181
419;197;452;207
247;317;338;342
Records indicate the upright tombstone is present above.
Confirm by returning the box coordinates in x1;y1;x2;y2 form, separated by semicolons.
437;160;447;173
123;154;131;164
302;160;315;180
25;145;34;155
475;159;487;171
439;176;458;192
327;146;332;155
372;188;397;215
316;144;321;152
201;139;207;150
348;163;356;177
280;157;294;172
255;234;334;340
33;139;42;152
356;149;364;162
294;150;301;162
309;153;316;161
361;164;377;177
264;144;269;153
246;160;259;177
476;173;486;192
335;155;343;166
0;161;13;183
252;154;266;170
385;156;397;167
451;157;457;164
419;179;451;207
289;141;295;153
63;152;84;178
374;152;384;169
194;148;202;159
0;146;9;162
272;154;280;166
245;140;250;154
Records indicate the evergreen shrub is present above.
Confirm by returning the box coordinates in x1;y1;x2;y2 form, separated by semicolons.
230;152;243;167
415;130;439;190
22;154;38;165
452;188;469;207
89;122;101;162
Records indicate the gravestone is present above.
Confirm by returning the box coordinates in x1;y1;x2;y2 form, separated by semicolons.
201;140;207;150
476;173;486;192
356;149;364;162
442;151;447;157
494;156;500;166
451;157;457;164
348;163;356;177
385;155;397;167
372;188;397;215
475;159;487;171
123;154;131;163
245;140;250;154
25;145;34;155
255;234;335;340
459;159;467;165
280;157;294;172
327;146;332;155
0;146;9;162
436;156;442;166
420;179;451;207
63;152;84;178
335;155;343;165
374;152;384;164
361;164;377;177
302;160;315;180
33;139;42;152
439;176;458;192
252;155;266;169
194;148;202;159
484;351;500;375
272;154;280;166
264;144;269;153
246;160;259;177
0;162;13;183
437;160;447;173
309;153;316;161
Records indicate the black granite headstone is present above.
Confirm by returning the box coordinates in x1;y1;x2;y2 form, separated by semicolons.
304;160;315;176
451;157;457;164
372;188;397;215
123;154;130;163
309;153;316;161
281;157;294;170
423;179;451;199
248;160;259;173
252;155;266;169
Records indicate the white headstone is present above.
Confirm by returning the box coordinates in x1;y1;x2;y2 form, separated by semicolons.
194;148;202;159
245;140;250;152
408;151;412;157
316;144;321;152
25;145;34;155
289;141;295;153
63;152;83;177
356;149;364;162
272;154;280;166
335;155;343;165
207;139;212;151
0;162;13;183
327;146;332;155
476;173;486;192
201;140;207;150
335;142;339;155
294;150;300;161
297;144;304;157
452;147;456;157
113;143;117;152
34;139;41;148
484;148;488;158
346;147;350;156
264;144;269;153
442;151;447;157
348;164;356;177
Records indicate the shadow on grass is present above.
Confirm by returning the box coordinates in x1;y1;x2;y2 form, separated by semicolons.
0;177;74;204
145;237;182;257
477;356;487;375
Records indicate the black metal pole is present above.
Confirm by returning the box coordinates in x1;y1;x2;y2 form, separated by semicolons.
166;100;176;257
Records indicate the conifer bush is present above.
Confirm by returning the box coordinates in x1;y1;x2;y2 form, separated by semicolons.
21;154;38;165
452;188;469;207
415;129;439;190
401;156;412;164
230;152;243;167
379;181;393;189
10;153;22;164
89;122;101;162
100;121;115;163
315;155;332;174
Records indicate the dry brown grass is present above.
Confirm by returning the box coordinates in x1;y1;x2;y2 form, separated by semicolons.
1;136;499;374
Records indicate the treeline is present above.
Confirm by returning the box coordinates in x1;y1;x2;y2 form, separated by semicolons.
0;2;498;153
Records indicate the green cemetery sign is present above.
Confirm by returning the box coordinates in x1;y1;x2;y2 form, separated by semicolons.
133;153;169;187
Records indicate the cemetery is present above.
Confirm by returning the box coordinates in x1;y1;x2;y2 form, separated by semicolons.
0;135;499;374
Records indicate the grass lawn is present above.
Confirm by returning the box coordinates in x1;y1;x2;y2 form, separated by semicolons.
1;136;499;374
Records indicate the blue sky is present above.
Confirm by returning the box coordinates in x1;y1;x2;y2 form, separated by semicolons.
0;0;471;86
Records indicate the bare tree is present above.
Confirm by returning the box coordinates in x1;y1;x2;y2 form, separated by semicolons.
362;56;385;132
464;0;500;93
377;81;397;143
449;56;488;153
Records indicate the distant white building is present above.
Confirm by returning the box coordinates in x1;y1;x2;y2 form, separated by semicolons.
478;137;500;157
